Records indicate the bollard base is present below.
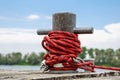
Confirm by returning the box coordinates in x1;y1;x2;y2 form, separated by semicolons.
46;70;78;74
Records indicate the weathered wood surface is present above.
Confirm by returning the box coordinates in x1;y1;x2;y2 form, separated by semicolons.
74;76;120;80
0;70;120;80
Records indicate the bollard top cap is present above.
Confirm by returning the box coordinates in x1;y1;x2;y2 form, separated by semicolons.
53;12;76;16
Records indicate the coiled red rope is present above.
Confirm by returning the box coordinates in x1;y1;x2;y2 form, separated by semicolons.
42;31;120;72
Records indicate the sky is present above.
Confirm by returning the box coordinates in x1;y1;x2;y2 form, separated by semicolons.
0;0;120;54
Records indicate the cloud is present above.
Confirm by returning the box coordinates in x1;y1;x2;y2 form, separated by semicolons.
27;14;40;20
0;28;37;43
0;14;51;22
105;23;120;34
26;14;51;21
0;23;120;54
79;23;120;49
0;28;45;54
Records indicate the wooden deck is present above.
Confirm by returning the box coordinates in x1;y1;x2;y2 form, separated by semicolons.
0;70;120;80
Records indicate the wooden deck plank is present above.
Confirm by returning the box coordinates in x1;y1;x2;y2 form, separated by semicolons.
0;70;120;80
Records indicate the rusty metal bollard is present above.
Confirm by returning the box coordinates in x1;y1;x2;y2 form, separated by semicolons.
37;12;93;73
37;12;93;35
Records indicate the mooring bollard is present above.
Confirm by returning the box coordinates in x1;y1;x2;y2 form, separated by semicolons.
37;12;94;73
37;12;93;35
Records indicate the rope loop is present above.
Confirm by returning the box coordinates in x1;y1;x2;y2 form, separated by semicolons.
42;31;82;55
41;30;120;72
42;31;82;70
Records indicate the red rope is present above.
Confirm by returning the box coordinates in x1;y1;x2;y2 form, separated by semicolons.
42;31;83;70
94;65;120;71
42;31;120;72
